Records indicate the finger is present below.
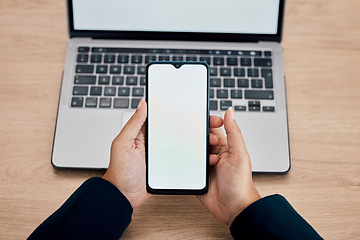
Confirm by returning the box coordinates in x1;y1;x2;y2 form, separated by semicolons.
208;127;228;156
209;115;223;128
223;107;248;154
209;133;220;146
119;98;147;140
210;127;226;147
209;154;220;165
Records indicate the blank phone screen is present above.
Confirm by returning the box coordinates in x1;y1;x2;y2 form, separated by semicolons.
147;63;208;191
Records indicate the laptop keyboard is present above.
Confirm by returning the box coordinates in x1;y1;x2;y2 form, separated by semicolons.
72;47;275;112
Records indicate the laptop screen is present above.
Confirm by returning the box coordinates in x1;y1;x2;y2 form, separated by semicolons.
72;0;280;35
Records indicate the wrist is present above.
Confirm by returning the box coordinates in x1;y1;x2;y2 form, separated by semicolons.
227;191;261;226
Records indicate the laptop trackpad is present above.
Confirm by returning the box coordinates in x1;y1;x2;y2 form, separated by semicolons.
121;110;136;129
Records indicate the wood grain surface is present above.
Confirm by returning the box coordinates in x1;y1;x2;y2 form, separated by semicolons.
0;0;359;239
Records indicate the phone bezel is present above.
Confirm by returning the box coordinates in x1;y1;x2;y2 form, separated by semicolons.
145;61;210;195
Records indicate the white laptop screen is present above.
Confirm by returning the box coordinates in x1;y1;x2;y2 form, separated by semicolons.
72;0;280;35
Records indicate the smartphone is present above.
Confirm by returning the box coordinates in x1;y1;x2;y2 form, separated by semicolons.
146;62;209;194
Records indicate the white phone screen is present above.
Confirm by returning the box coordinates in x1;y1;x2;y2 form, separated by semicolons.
147;63;208;191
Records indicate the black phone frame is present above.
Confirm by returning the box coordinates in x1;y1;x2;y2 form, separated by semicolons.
145;61;210;195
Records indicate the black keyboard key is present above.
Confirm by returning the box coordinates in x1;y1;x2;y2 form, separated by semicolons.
90;87;102;96
118;87;130;96
90;54;102;63
77;54;88;63
220;68;231;76
248;101;261;106
245;90;274;99
140;77;146;85
145;55;156;63
210;78;221;87
210;100;218;110
104;55;116;63
210;89;214;98
112;76;124;85
264;51;272;57
110;65;121;74
234;68;245;77
241;58;251;66
220;100;232;110
98;76;110;84
263;106;275;112
251;79;263;88
92;47;106;53
131;98;142;109
161;49;171;54
96;65;108;74
248;68;259;77
131;55;143;64
74;75;96;84
238;78;249;88
118;55;129;63
100;98;112;108
137;66;146;75
234;106;246;111
224;78;235;87
243;51;262;56
114;98;129;108
85;97;97;107
213;57;224;65
172;56;183;61
148;49;159;54
75;65;94;74
254;58;272;67
261;69;273;88
261;68;273;78
210;68;218;76
217;89;228;98
249;106;260;111
186;56;197;61
126;76;138;85
199;56;211;65
227;57;238;66
71;97;83;107
104;87;116;96
231;90;242;99
124;66;135;74
175;49;186;54
73;86;88;95
78;47;89;52
132;88;144;97
159;56;170;61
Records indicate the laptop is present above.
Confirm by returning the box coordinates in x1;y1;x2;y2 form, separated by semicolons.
52;0;290;173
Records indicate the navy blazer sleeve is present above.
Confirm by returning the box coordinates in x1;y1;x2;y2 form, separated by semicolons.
230;194;323;240
28;177;132;240
29;178;322;240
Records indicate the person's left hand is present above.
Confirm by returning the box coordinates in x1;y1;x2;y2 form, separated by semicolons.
103;98;149;209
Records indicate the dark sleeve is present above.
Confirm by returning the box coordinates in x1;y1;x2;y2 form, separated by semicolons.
28;177;133;240
230;194;323;240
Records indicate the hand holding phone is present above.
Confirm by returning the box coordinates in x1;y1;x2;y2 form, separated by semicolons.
146;62;209;194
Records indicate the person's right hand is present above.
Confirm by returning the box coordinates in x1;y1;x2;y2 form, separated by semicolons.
198;107;261;226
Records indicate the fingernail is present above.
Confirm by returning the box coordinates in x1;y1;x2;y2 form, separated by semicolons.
137;98;145;109
228;107;234;120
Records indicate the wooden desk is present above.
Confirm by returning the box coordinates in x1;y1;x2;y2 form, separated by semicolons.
0;0;359;239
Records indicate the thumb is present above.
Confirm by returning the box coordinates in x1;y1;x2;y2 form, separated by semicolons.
119;98;147;140
223;107;247;154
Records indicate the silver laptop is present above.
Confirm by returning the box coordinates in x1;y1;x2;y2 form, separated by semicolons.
52;0;290;173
